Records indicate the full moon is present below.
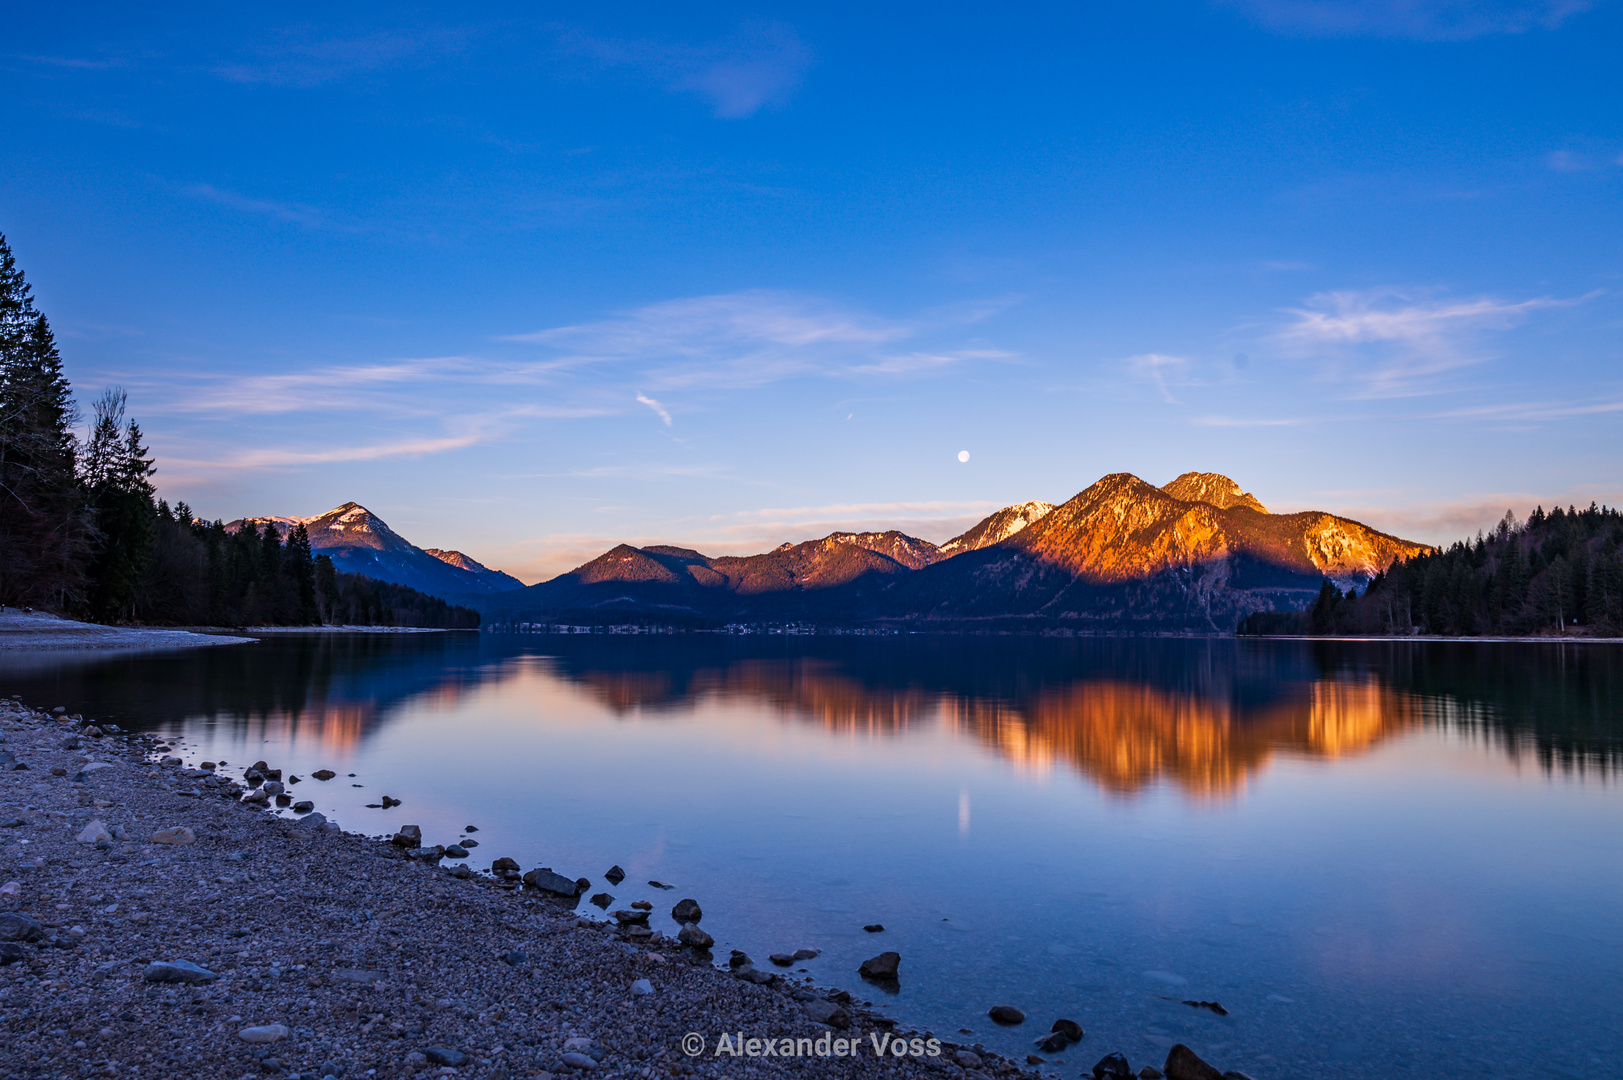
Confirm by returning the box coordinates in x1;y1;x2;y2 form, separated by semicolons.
957;450;970;463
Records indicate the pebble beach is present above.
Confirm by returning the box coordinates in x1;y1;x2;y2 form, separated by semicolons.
0;694;1243;1080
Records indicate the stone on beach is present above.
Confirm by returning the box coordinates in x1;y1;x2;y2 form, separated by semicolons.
238;1024;289;1043
75;819;111;844
150;826;195;845
805;1000;850;1028
143;959;219;985
677;923;713;949
425;1047;470;1068
391;825;422;848
0;912;44;942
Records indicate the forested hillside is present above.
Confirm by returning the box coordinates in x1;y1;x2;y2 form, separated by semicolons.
1241;503;1623;637
0;232;476;630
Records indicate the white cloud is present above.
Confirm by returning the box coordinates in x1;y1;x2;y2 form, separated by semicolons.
1276;288;1576;397
1124;353;1191;403
636;392;673;425
1220;0;1594;39
561;22;813;119
186;183;336;229
503;289;990;389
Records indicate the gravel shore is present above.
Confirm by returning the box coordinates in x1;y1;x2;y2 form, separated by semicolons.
0;610;252;653
0;697;1124;1080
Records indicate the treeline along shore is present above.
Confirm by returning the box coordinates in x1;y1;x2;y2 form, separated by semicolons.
1242;503;1623;638
0;234;475;631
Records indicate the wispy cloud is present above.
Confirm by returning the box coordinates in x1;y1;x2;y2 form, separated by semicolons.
1276;288;1582;397
560;21;813;118
186;183;338;229
1124;353;1190;403
636;392;673;425
503;289;992;389
161;358;472;415
1431;398;1623;422
211;26;474;87
1191;414;1308;427
1220;0;1595;40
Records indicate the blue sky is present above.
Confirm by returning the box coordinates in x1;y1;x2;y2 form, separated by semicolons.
3;1;1620;581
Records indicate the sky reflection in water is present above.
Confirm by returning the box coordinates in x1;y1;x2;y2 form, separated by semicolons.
5;634;1621;1079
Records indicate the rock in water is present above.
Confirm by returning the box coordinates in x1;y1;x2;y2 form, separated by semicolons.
425;1047;470;1068
989;1005;1025;1025
443;844;468;859
671;898;702;923
769;953;796;967
1034;1031;1070;1053
523;868;581;897
312;769;336;780
793;948;820;960
238;1024;289;1043
612;909;650;926
1162;1044;1224;1080
143;960;219;985
292;800;315;814
1092;1052;1134;1079
863;924;884;933
728;951;751;969
391;825;422;848
858;952;900;979
1138;1068;1164;1079
589;892;614;909
151;827;196;845
604;865;626;885
1051;1018;1085;1043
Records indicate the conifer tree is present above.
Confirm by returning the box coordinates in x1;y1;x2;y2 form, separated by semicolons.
0;233;89;608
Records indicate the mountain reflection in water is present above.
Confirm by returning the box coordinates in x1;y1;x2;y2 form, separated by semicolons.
4;634;1619;797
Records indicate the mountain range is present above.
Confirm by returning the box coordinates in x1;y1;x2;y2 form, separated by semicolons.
226;502;525;598
230;474;1429;631
478;471;1432;631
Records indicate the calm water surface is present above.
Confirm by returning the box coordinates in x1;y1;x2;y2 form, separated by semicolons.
3;633;1621;1079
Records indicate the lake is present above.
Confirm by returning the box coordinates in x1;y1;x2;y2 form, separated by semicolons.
3;632;1620;1079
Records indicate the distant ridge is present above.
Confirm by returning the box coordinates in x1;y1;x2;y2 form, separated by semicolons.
228;502;525;599
479;472;1431;631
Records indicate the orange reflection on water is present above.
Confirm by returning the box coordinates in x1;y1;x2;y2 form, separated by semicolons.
563;658;1420;797
949;675;1417;797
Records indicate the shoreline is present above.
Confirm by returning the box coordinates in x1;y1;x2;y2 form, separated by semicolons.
0;700;1250;1080
0;610;254;653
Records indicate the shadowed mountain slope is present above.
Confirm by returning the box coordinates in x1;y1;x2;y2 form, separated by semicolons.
229;503;525;598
